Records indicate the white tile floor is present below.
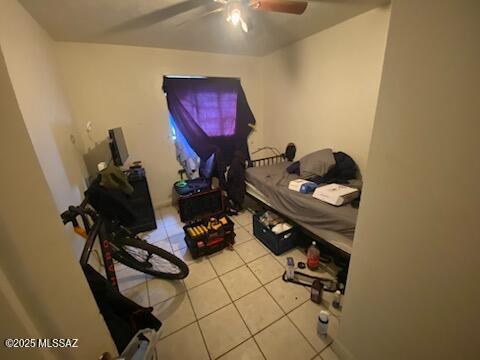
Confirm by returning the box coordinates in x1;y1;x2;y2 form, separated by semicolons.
116;206;341;360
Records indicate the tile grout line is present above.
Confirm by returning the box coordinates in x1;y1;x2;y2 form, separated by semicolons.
285;307;321;355
208;254;268;360
126;243;326;315
150;211;211;360
134;277;316;348
223;238;290;358
268;249;334;354
249;262;317;356
155;210;331;358
157;318;197;341
155;302;231;343
215;336;261;360
146;279;187;308
151;214;213;356
196;245;256;359
232;240;271;264
235;228;323;357
184;282;214;360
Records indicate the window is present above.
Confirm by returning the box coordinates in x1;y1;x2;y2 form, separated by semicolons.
163;76;255;164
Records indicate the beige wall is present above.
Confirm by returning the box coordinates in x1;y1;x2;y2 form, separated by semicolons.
262;6;390;174
55;43;264;206
0;0;88;256
0;47;115;359
52;7;389;206
336;1;479;359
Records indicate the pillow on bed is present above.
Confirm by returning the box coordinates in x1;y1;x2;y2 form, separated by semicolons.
299;148;336;178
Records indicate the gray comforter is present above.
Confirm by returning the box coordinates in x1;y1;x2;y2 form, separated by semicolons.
246;162;358;240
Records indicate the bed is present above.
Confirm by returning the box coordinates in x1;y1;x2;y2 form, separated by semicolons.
245;156;358;255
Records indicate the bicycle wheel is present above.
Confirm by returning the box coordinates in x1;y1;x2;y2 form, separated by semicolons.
112;237;189;279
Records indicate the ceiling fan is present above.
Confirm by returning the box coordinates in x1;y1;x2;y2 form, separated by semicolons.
107;0;309;35
178;0;309;33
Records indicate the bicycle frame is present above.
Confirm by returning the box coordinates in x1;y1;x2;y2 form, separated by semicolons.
63;201;120;291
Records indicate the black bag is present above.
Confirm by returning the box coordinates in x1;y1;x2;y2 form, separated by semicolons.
82;265;161;352
226;151;246;209
174;177;211;196
85;180;136;226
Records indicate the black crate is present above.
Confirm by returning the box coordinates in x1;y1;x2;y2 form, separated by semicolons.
178;188;224;223
183;216;235;259
253;212;298;255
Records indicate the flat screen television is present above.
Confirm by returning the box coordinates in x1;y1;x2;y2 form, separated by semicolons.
108;127;129;166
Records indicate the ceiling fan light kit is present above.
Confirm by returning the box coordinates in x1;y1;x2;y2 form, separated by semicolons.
215;0;308;33
224;1;248;33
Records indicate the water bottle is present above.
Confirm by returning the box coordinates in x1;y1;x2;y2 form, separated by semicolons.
317;310;330;337
307;241;320;270
332;290;342;309
285;257;295;280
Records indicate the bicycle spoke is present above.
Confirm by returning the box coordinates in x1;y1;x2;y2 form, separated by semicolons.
124;246;181;275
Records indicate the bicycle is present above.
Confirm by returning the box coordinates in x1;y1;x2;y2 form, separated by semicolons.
61;198;189;290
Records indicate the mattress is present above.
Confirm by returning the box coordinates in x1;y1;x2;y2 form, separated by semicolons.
245;162;358;254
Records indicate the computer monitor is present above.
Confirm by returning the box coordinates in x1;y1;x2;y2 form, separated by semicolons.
108;127;129;166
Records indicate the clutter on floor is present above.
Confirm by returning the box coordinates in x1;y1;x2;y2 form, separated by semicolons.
317;310;330;337
310;279;323;304
253;211;298;255
332;290;342;310
130;206;343;359
282;269;337;293
260;212;294;235
119;329;158;360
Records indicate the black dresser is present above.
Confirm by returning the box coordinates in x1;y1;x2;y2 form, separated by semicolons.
126;167;157;234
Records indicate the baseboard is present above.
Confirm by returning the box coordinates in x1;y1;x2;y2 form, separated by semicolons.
332;339;356;360
154;200;174;210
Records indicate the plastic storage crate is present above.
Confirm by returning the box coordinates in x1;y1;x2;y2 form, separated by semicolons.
252;211;298;255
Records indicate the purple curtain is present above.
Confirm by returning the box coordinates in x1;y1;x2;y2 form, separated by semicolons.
163;77;255;164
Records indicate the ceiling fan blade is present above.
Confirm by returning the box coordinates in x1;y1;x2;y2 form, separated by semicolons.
106;0;206;33
176;7;224;28
250;0;308;15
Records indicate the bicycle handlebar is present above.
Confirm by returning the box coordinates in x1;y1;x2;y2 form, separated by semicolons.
61;201;97;228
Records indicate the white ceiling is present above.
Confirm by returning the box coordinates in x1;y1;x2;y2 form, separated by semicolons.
19;0;389;56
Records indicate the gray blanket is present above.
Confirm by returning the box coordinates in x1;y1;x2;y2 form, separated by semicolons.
246;162;358;240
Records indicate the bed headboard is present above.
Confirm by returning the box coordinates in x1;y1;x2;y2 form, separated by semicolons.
248;154;287;168
248;144;295;168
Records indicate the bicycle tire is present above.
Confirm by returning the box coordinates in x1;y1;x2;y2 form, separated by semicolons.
112;237;189;280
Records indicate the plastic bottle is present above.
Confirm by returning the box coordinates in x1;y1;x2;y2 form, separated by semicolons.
307;241;320;270
285;257;295;280
317;310;330;337
332;290;342;309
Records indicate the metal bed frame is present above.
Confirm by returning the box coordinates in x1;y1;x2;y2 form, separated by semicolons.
245;153;351;264
248;153;288;168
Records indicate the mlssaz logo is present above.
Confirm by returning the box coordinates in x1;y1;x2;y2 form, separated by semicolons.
38;338;79;348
